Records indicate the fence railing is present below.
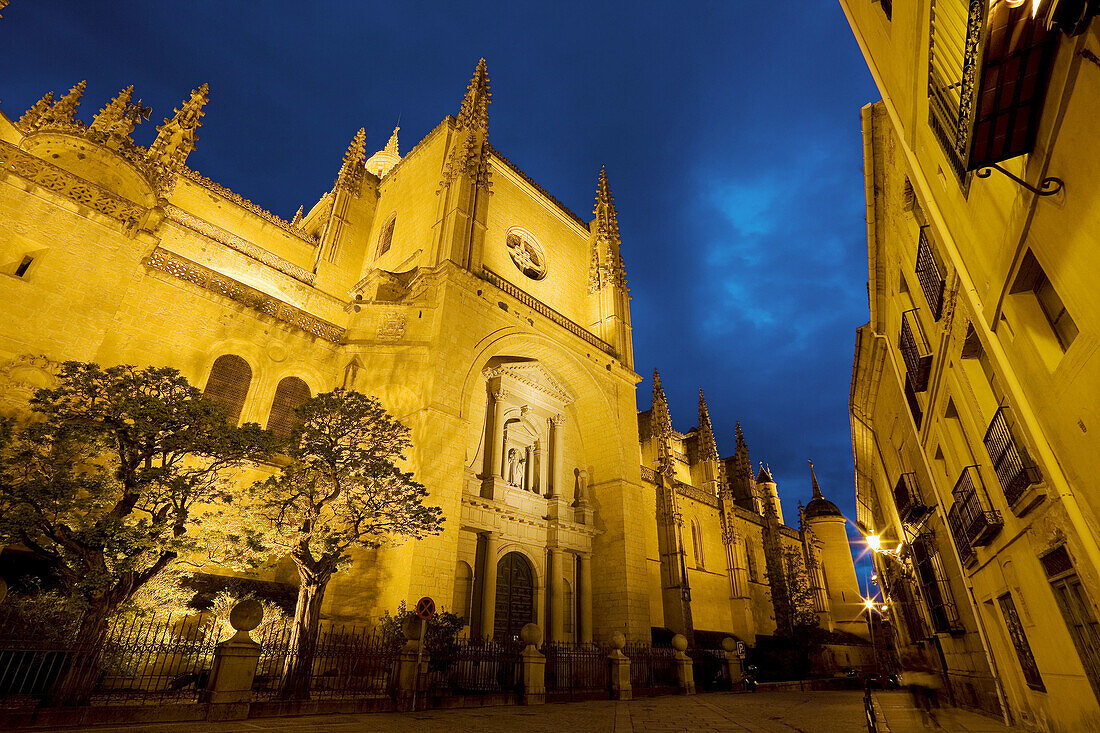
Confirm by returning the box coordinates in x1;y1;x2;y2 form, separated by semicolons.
623;642;679;696
983;406;1041;508
423;637;522;699
252;620;396;701
689;648;732;691
543;642;609;701
0;614;225;710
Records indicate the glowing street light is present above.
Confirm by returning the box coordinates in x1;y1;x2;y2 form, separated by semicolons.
866;533;882;552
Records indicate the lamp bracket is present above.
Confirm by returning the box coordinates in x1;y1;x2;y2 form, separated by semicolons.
975;163;1063;197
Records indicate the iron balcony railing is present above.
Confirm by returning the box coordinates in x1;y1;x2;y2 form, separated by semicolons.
947;502;977;566
480;267;617;358
916;230;945;321
894;472;933;526
950;465;1003;549
928;0;982;179
900;309;933;392
984;406;1042;507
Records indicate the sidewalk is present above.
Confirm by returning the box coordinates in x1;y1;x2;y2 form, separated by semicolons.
873;691;1029;732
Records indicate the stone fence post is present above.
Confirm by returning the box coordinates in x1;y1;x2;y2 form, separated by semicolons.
608;632;632;700
394;615;428;711
722;637;743;690
203;600;262;706
520;623;545;705
672;633;695;695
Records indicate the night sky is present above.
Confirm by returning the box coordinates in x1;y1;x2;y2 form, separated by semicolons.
1;2;879;578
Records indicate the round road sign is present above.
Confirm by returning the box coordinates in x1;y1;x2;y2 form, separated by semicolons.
415;596;436;620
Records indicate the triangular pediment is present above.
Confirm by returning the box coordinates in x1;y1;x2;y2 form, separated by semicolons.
484;361;573;405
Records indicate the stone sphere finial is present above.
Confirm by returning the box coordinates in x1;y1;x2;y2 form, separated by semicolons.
229;599;263;633
520;623;542;647
671;633;688;652
609;632;626;650
721;637;736;653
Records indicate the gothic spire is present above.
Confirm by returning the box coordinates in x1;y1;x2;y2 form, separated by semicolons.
384;125;400;156
589;166;628;293
756;462;774;484
456;58;491;134
40;80;86;126
809;460;823;500
652;370;674;478
439;59;492;193
291;205;304;226
17;91;53;130
697;390;719;463
89;85;133;135
335;127;366;193
146;83;209;183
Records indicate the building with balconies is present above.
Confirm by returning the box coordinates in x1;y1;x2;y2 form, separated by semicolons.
843;0;1100;729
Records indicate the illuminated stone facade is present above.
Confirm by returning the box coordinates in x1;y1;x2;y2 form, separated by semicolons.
843;0;1100;729
0;61;865;650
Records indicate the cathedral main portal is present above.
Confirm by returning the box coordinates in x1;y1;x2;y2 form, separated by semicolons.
494;552;535;641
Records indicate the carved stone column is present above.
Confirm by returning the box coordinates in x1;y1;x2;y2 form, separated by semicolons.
549;547;565;642
480;532;499;639
550;414;565;499
578;552;593;643
489;388;507;480
535;441;546;496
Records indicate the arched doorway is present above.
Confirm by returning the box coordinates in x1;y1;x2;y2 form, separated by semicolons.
495;552;535;641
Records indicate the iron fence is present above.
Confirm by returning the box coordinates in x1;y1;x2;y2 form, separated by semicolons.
623;642;678;696
252;620;396;701
689;647;731;691
423;637;522;700
0;613;225;710
543;641;610;701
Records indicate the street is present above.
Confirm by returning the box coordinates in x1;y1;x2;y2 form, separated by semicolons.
32;691;1025;733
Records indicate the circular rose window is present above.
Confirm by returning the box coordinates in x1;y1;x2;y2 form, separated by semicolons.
505;231;547;280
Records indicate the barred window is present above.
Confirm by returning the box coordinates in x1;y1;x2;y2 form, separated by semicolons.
998;593;1044;691
266;376;311;438
1042;547;1100;700
912;532;962;634
203;355;252;425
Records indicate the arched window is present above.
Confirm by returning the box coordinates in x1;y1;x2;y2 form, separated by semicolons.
266;376;311;438
691;520;705;569
746;538;759;582
377;216;396;258
203;355;251;425
452;561;473;625
563;579;574;635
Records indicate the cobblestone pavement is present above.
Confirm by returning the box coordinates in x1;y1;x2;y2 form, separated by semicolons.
37;691;870;733
34;690;1028;732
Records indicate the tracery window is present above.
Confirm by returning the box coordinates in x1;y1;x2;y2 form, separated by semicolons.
203;355;251;425
691;520;705;569
377;216;396;258
266;376;311;438
746;539;758;582
505;230;546;280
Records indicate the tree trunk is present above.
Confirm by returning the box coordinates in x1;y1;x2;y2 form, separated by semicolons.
279;569;331;700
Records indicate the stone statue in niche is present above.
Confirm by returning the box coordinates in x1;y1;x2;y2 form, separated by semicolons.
573;468;588;505
507;447;527;488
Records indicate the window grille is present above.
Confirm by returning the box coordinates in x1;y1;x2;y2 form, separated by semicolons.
983;406;1041;507
998;593;1044;691
266;376;311;438
886;562;928;642
915;230;945;321
912;532;963;634
899;309;933;392
203;355;252;425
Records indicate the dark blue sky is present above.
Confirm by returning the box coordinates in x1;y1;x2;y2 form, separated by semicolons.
2;2;878;574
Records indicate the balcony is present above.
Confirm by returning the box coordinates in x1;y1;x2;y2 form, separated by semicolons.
912;533;964;634
894;472;933;526
899;309;933;392
950;466;1003;548
928;0;1058;178
984;406;1042;508
916;230;945;321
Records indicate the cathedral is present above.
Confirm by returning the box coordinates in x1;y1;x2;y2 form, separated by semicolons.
0;60;867;650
